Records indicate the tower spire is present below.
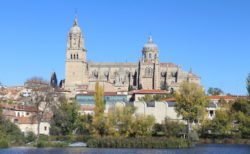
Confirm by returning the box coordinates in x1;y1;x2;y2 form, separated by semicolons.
73;9;78;26
148;35;153;43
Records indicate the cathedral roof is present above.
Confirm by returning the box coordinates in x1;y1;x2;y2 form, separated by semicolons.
143;35;158;51
70;17;82;34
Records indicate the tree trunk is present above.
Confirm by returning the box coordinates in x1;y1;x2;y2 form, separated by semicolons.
36;117;41;144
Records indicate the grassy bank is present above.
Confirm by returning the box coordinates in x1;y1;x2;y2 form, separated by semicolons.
87;137;192;148
200;138;250;145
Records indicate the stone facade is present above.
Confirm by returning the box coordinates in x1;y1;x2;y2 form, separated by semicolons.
65;17;200;95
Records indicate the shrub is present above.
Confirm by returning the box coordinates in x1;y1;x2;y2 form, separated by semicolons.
36;141;46;148
25;131;36;143
87;137;191;148
188;131;199;142
0;139;9;148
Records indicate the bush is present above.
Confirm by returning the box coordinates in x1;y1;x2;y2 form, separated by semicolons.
0;139;9;148
25;132;36;143
36;141;46;148
36;140;67;148
87;137;191;148
188;131;199;142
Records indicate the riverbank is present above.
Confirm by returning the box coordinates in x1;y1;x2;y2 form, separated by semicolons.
0;144;250;154
199;138;250;144
2;137;250;149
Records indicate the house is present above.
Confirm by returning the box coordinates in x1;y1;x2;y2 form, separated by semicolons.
0;103;51;135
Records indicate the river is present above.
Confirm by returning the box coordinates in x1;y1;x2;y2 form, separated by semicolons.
0;144;250;154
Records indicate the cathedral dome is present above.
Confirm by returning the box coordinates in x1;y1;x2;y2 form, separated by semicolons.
143;35;158;51
70;18;82;34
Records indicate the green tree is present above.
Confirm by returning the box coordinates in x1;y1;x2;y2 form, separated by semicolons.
107;106;135;137
76;114;93;135
50;97;80;136
0;115;24;145
163;119;186;138
131;115;155;137
138;84;143;90
247;73;250;96
231;96;250;138
128;85;134;91
207;87;224;96
201;110;232;138
234;111;250;138
232;97;250;114
175;82;208;133
92;82;106;137
24;77;57;144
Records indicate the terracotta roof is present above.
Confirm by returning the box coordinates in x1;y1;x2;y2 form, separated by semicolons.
165;97;176;102
129;89;168;95
80;105;95;111
208;95;237;100
0;104;38;112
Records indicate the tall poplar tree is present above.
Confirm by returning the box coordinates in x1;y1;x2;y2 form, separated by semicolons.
92;82;106;136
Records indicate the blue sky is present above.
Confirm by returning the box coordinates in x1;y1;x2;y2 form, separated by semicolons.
0;0;249;95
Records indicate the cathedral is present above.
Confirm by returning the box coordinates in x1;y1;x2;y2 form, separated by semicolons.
64;17;200;94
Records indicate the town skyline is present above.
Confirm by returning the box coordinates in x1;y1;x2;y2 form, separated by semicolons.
0;0;250;95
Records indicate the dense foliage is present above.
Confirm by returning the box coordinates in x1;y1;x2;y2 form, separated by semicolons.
175;82;208;132
0;109;24;147
50;97;80;136
87;137;191;148
207;87;224;96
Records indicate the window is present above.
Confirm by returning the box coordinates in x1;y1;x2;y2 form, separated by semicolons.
155;54;157;59
209;110;214;117
149;53;152;59
44;126;47;131
73;54;76;59
70;54;72;59
146;101;155;107
26;112;29;116
76;54;79;59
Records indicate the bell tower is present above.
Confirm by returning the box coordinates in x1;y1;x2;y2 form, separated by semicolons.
138;35;160;90
65;16;88;91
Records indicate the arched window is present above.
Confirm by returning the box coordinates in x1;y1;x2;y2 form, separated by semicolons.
70;54;72;59
73;54;76;59
149;53;152;59
76;54;79;59
155;54;157;59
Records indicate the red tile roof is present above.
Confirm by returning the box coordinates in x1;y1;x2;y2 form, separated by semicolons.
165;97;176;102
208;95;237;100
0;104;38;112
80;105;95;111
129;89;168;95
